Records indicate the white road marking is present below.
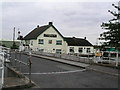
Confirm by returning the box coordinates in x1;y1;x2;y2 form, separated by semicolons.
23;69;86;75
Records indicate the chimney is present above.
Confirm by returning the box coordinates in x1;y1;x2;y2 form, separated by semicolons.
37;25;39;28
49;22;53;25
84;37;86;40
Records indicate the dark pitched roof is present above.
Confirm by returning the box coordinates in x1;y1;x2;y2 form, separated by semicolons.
23;25;50;40
23;23;64;40
64;37;93;46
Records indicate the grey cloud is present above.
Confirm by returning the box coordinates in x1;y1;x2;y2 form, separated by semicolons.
2;1;117;44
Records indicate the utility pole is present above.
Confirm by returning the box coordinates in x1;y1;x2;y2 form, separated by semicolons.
13;27;15;46
13;27;15;43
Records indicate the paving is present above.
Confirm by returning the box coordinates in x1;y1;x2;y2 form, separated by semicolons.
1;67;36;90
3;77;29;88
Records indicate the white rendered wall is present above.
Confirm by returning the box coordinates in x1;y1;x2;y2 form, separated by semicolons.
29;26;67;54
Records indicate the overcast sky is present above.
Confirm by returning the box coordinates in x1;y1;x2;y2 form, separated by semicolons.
0;0;119;45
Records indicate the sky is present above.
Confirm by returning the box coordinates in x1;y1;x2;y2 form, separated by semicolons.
0;0;119;45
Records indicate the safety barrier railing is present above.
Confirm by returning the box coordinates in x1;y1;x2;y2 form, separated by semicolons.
9;50;32;84
0;51;4;89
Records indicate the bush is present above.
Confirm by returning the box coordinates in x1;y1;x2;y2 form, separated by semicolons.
11;43;19;49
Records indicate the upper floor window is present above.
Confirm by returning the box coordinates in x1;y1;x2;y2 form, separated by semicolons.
38;39;44;44
87;48;90;53
78;48;83;53
48;40;52;44
69;47;74;52
56;40;62;45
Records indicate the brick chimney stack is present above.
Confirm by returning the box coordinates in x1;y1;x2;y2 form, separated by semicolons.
49;22;53;25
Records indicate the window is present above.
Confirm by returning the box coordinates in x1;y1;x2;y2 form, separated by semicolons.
78;48;83;53
69;47;74;52
56;49;61;54
87;48;90;53
38;39;44;44
48;40;52;44
39;49;44;52
31;41;33;46
56;40;62;45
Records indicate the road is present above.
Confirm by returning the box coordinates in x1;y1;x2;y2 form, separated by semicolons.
10;53;118;88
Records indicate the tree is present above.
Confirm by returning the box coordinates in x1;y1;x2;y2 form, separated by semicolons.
100;2;120;51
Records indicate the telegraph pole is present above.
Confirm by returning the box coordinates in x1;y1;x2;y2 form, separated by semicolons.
13;27;15;46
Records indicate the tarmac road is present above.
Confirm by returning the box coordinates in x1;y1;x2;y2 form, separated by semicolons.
10;53;118;88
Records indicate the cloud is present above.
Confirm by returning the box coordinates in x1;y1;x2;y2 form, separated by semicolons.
2;1;118;44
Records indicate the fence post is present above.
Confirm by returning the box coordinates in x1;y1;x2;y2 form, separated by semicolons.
19;51;21;71
1;52;4;89
116;52;118;67
109;51;111;64
28;51;32;84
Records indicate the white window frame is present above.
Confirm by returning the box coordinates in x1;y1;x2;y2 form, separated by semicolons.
78;48;83;53
69;47;74;53
87;48;91;53
56;49;62;54
38;39;44;44
56;40;62;45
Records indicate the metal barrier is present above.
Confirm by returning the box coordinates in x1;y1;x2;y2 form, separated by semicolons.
9;50;32;84
0;49;4;89
0;47;32;89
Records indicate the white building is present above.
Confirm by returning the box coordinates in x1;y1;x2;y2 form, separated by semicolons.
23;22;94;55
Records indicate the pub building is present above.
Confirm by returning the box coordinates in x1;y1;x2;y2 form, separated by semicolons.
22;22;94;55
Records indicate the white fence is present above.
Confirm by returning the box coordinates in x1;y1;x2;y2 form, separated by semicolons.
94;51;120;67
32;51;93;64
0;46;10;90
32;51;120;67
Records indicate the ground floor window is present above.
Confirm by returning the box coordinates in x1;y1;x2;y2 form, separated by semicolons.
69;47;74;53
56;49;62;54
78;48;83;53
87;48;90;53
39;49;44;52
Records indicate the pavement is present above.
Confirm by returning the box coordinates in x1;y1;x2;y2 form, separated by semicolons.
31;53;119;76
2;66;36;90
